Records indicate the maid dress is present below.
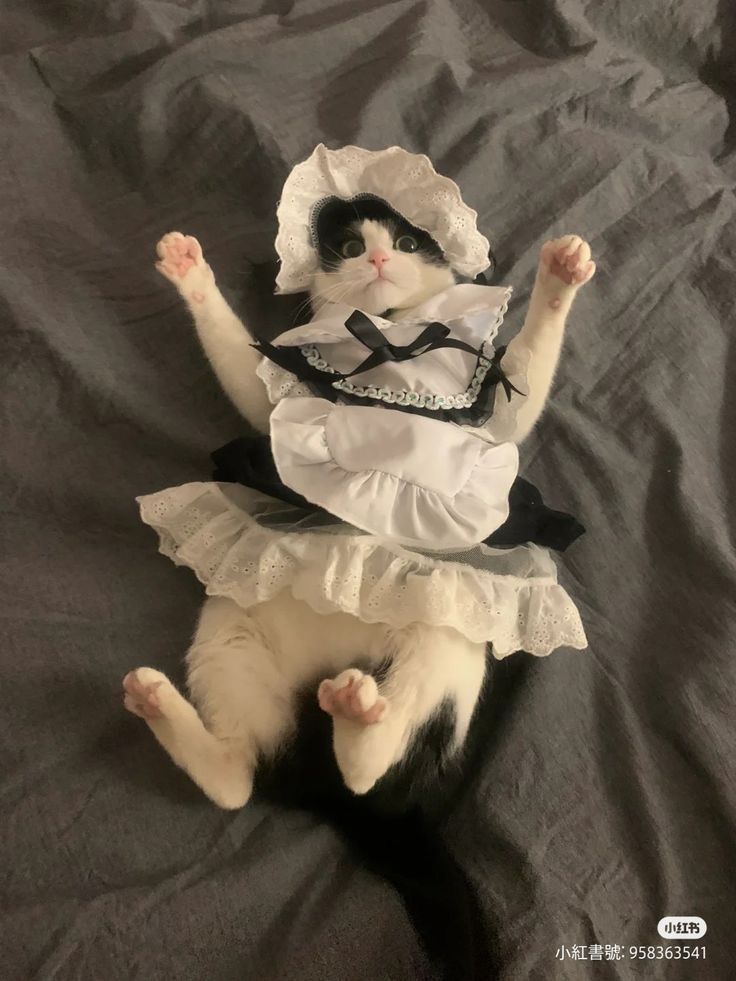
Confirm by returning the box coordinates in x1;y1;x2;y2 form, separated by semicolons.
138;144;588;658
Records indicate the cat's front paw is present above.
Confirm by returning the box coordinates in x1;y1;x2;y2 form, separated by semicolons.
539;235;596;291
155;232;214;303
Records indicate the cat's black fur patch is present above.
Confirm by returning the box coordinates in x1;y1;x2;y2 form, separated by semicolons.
314;195;448;271
254;660;499;981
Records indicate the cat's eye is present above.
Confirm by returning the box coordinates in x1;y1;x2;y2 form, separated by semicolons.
340;239;365;259
395;235;419;253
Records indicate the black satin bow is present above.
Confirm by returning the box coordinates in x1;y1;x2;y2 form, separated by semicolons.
340;310;480;377
253;310;522;402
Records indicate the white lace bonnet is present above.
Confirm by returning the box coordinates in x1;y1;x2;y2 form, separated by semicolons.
274;144;492;294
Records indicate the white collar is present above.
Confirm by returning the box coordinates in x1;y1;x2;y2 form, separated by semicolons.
393;283;511;323
277;283;512;349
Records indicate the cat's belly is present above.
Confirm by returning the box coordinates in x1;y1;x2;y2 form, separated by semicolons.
219;591;389;679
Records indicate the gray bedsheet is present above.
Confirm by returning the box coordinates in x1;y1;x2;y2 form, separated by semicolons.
2;1;734;978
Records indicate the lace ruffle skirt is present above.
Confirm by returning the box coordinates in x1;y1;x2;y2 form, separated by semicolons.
137;482;587;658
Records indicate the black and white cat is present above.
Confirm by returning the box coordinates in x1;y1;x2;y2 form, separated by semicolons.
124;200;593;808
123;198;594;978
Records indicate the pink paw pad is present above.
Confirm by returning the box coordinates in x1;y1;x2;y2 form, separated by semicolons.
541;236;595;288
155;233;204;282
122;671;164;720
318;672;388;725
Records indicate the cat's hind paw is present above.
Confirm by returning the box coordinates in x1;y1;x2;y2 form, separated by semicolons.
123;667;175;720
318;669;388;725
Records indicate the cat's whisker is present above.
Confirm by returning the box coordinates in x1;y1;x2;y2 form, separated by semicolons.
290;273;368;323
291;293;316;323
322;244;345;263
310;274;371;313
316;279;369;310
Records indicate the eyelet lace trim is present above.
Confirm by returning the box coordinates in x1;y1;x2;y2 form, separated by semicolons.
137;482;588;658
295;286;512;410
301;344;494;410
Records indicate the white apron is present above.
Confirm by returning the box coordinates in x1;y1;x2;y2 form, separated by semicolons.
258;284;523;550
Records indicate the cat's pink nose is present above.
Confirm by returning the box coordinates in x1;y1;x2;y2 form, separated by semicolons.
368;249;390;269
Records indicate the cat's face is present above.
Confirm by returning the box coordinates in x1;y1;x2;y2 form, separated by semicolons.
311;198;455;315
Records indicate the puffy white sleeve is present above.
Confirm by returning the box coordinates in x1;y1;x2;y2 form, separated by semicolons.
255;357;312;405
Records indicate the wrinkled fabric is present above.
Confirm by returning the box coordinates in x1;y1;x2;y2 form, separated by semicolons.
2;1;735;980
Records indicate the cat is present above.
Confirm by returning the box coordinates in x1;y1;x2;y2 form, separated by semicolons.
124;201;594;807
123;198;594;978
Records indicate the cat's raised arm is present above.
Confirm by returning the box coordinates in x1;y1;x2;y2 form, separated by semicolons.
500;235;595;444
155;233;273;434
